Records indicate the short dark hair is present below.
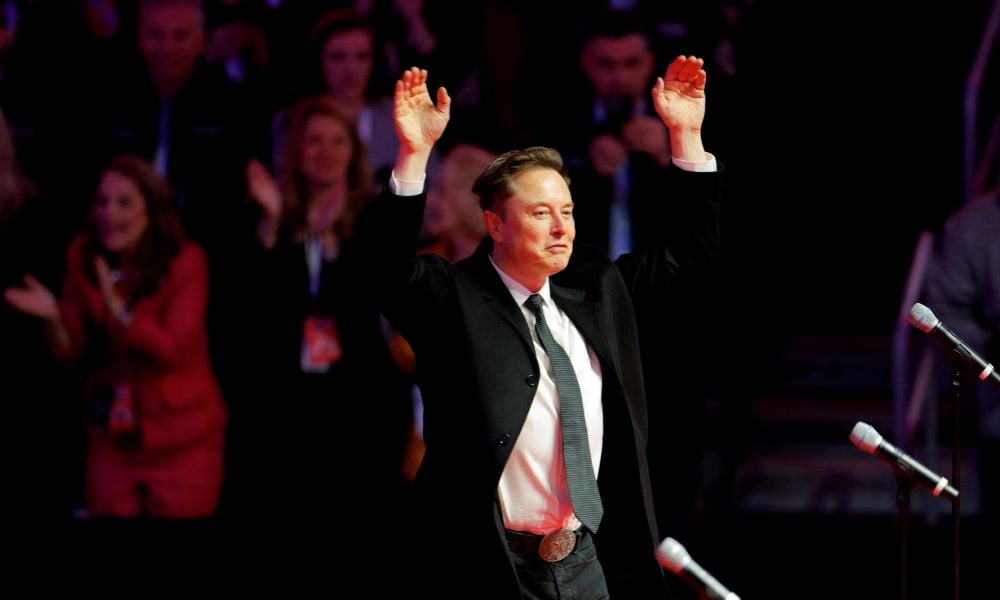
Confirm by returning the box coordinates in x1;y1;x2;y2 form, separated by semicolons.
471;147;570;214
139;0;204;19
310;7;373;57
578;9;652;53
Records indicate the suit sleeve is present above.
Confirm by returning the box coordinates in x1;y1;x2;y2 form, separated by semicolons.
615;166;721;297
352;185;456;339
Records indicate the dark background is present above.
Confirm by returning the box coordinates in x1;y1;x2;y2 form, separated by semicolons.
688;3;998;599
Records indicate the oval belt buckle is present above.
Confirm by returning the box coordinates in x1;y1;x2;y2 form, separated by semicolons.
539;528;577;562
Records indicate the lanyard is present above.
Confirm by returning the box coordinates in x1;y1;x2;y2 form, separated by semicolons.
305;233;322;300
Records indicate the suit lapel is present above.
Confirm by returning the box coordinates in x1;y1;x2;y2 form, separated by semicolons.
459;240;533;350
459;240;620;376
550;283;619;383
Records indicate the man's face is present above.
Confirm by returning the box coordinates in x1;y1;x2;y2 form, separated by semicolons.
138;3;205;91
580;33;654;101
487;169;575;290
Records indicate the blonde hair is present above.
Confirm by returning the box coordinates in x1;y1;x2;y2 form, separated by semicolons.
277;95;372;240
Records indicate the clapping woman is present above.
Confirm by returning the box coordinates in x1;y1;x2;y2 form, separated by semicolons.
4;154;227;519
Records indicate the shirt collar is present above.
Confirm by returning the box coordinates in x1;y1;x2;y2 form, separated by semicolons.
488;255;553;309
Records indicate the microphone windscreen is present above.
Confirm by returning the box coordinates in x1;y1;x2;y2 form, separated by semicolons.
849;421;882;454
656;537;691;574
908;303;938;333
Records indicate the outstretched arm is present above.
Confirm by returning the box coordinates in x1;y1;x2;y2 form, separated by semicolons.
651;55;708;163
393;67;451;182
4;274;73;353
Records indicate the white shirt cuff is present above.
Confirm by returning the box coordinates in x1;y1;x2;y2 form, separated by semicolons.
672;152;717;173
390;171;426;196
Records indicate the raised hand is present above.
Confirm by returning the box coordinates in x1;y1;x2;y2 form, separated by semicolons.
4;274;60;322
651;55;707;134
93;256;131;322
393;67;450;156
246;159;282;220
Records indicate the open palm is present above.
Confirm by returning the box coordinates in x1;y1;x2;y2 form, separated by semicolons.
652;55;707;132
394;67;451;155
4;275;59;321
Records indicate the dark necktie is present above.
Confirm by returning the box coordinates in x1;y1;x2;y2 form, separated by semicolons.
525;294;604;532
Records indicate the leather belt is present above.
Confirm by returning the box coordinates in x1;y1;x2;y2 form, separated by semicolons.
505;528;583;562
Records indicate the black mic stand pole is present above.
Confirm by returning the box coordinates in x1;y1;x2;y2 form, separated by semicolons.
896;474;914;600
949;367;962;600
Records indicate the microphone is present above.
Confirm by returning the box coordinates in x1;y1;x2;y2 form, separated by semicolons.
656;537;740;600
909;302;1000;387
849;421;959;501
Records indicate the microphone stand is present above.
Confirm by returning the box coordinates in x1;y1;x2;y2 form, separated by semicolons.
896;475;914;600
949;367;962;600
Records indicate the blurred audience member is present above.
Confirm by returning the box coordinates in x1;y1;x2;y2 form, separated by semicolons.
103;0;267;253
552;11;670;257
274;7;441;186
421;142;495;262
922;183;1000;533
204;0;270;89
243;95;413;540
5;155;227;520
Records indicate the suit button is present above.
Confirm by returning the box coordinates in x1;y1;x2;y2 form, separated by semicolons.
525;374;538;387
497;434;511;447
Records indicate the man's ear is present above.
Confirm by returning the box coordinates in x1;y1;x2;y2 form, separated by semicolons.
484;210;503;243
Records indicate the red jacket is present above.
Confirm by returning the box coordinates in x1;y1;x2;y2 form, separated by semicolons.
58;236;227;455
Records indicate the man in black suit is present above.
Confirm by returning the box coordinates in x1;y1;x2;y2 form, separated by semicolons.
357;56;719;599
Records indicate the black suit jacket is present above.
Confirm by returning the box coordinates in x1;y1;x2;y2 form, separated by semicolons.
356;166;720;599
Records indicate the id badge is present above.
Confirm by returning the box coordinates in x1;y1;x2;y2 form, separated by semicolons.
301;315;342;373
109;384;141;449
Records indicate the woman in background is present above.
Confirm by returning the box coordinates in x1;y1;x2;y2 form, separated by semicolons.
5;154;227;519
245;94;413;541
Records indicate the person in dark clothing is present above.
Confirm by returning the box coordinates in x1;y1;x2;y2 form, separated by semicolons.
354;56;720;598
